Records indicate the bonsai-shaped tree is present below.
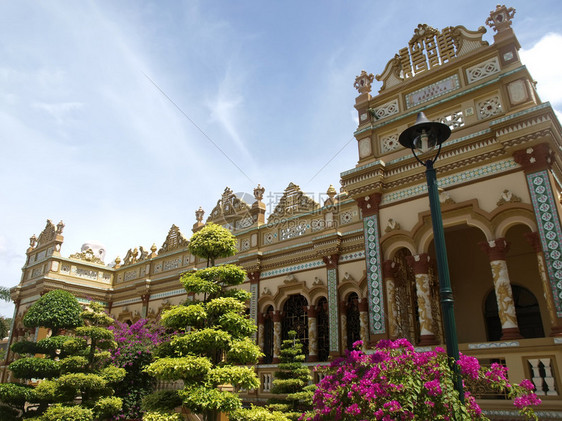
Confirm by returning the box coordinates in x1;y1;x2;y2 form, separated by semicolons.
3;291;125;420
267;330;314;420
145;223;264;421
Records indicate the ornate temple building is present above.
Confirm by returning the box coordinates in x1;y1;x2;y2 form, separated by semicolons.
5;5;562;418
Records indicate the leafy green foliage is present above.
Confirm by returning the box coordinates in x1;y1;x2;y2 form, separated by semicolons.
188;222;237;265
39;404;94;421
4;293;123;419
146;223;264;421
23;290;83;334
9;356;60;379
267;331;313;420
141;390;182;412
92;396;122;419
230;405;290;421
142;411;183;421
0;383;35;406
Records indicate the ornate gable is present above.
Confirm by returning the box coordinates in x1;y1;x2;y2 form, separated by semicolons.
374;23;488;92
267;182;319;223
207;187;253;229
36;219;64;247
158;224;189;255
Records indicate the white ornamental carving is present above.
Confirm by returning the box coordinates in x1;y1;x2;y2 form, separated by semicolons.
478;96;503;119
380;134;400;153
466;57;500;84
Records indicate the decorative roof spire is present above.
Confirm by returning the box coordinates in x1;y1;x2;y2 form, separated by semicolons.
486;4;516;33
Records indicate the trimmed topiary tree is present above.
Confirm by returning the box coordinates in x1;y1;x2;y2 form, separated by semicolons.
4;291;125;420
145;223;265;421
267;330;314;420
23;290;83;335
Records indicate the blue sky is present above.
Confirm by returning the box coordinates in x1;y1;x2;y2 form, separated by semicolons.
1;1;561;318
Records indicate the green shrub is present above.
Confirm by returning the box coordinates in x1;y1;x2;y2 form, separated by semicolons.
9;357;60;379
40;404;93;421
59;356;88;373
230;405;290;421
141;390;182;412
142;410;183;421
93;396;122;418
0;383;35;405
23;290;83;335
10;340;36;356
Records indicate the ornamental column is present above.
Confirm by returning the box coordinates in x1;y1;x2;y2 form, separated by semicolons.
479;238;522;339
382;260;399;339
406;254;438;345
358;298;369;350
339;300;347;352
272;311;282;364
357;193;386;341
248;271;260;342
257;312;265;361
323;254;340;356
141;293;150;318
307;306;318;362
514;144;562;326
525;232;562;336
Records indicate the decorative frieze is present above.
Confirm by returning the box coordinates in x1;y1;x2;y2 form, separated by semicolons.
405;75;460;109
466;57;500;84
163;258;182;271
478;95;503;119
280;222;308;241
380;134;400;153
370;99;399;120
439;110;465;130
124;269;139;282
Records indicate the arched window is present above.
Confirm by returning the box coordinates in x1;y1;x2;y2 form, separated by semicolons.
263;306;274;364
316;297;329;361
282;295;309;356
484;285;544;341
346;292;361;350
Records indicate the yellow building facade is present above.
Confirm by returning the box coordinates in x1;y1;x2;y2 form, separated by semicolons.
5;5;562;418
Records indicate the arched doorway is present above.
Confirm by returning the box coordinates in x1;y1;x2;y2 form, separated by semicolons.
316;297;329;361
346;292;361;350
484;285;544;341
263;306;274;363
282;295;309;356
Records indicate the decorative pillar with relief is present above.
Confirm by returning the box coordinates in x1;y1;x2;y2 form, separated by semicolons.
479;238;522;339
323;254;340;356
358;193;386;338
382;260;399;339
141;293;150;318
406;254;438;346
525;232;562;335
248;271;260;341
339;300;347;353
272;311;282;364
514;144;562;323
307;306;318;362
358;299;369;350
257;312;265;362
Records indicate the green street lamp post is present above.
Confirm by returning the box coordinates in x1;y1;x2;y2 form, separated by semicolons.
398;112;464;402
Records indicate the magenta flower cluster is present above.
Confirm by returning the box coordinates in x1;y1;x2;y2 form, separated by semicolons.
302;339;541;420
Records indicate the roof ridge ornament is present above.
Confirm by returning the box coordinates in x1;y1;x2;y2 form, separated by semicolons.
486;4;516;33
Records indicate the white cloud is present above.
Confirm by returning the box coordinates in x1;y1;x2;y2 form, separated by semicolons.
520;32;562;119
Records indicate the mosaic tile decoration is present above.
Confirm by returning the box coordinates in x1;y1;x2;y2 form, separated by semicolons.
327;267;340;352
250;282;258;340
261;260;324;279
113;297;143;306
468;341;520;349
151;289;186;300
381;159;519;205
527;171;562;316
339;250;366;262
363;215;385;334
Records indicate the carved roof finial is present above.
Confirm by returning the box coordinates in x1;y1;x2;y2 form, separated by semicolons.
326;184;337;199
254;184;265;202
195;207;204;223
56;220;65;234
486;4;516;33
29;234;37;248
354;70;374;94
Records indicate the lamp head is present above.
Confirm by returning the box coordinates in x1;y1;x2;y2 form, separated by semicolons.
398;112;451;155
